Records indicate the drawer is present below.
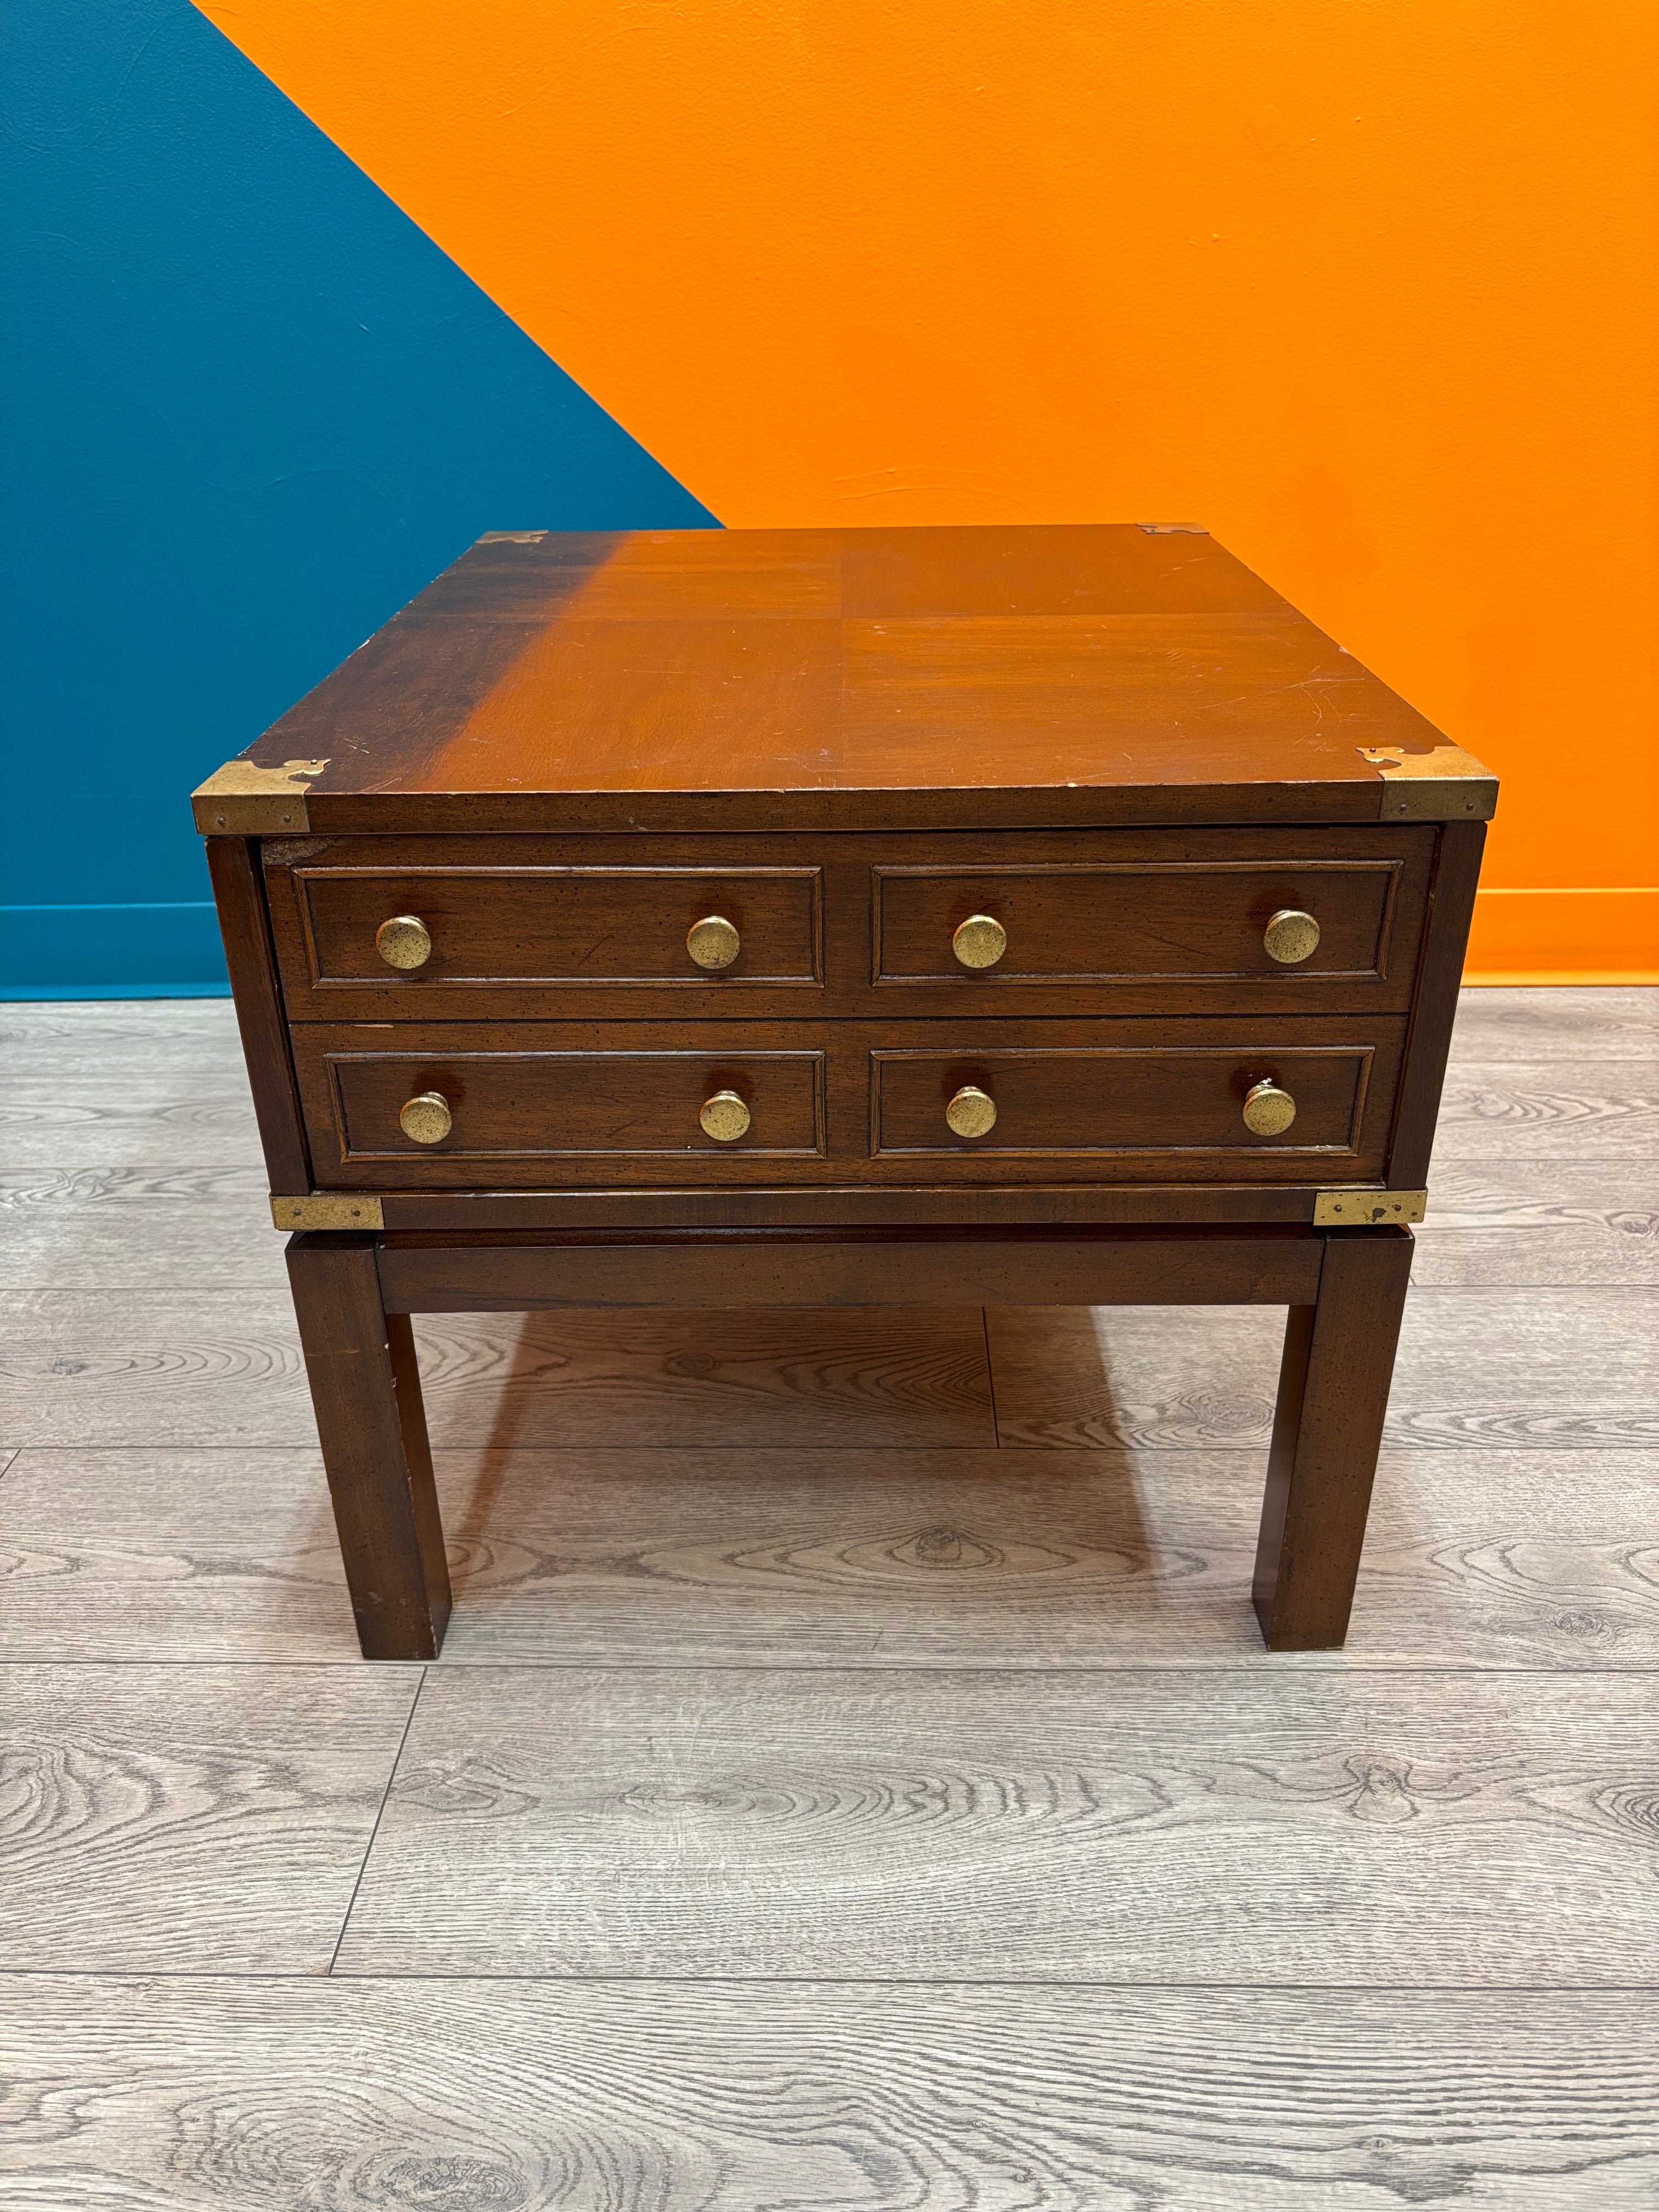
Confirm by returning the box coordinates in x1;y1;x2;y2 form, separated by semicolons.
266;838;821;1007
873;1042;1378;1159
265;827;1434;1021
302;1035;825;1180
874;855;1407;990
293;1018;1406;1189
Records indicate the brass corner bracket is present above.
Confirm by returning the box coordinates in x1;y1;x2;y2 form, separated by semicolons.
1314;1188;1427;1228
271;1194;385;1231
194;758;329;836
1358;742;1497;822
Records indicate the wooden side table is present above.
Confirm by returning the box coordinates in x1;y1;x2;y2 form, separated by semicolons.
196;523;1494;1658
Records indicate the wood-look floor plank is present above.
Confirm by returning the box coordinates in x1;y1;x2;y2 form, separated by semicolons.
415;1307;997;1451
0;1166;285;1290
0;1448;356;1662
0;1297;995;1451
1413;1164;1659;1284
1432;1061;1659;1156
2;1978;1655;2210
2;1444;1655;1672
988;1290;1659;1449
0;1665;418;1972
0;1090;267;1169
0;1000;245;1075
1448;985;1658;1062
337;1664;1659;1982
0;1290;314;1447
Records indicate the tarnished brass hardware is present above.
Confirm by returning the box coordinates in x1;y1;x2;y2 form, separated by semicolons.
399;1091;452;1145
376;915;432;970
269;1194;385;1231
1314;1188;1427;1227
1357;741;1498;821
945;1084;998;1139
952;915;1008;970
699;1089;752;1142
687;915;741;970
1242;1079;1296;1137
1263;908;1321;964
191;757;328;835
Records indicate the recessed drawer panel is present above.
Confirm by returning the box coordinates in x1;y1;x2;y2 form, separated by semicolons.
874;860;1402;987
306;1041;825;1177
275;850;820;995
293;1018;1405;1189
873;1043;1377;1159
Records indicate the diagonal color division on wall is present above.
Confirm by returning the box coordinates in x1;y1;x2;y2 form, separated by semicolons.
194;0;1659;980
0;0;714;995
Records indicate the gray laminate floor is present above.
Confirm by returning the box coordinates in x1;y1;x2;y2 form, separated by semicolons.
1;989;1656;2208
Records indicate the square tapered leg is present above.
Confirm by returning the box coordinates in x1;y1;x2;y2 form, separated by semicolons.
287;1233;452;1659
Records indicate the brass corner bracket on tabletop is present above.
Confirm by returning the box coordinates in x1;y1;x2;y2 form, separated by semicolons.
1358;742;1497;822
193;758;329;836
1314;1188;1427;1228
271;1194;385;1231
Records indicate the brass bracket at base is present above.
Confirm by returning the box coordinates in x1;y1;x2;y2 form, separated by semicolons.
271;1194;385;1231
1314;1188;1427;1228
193;758;329;835
1358;742;1497;822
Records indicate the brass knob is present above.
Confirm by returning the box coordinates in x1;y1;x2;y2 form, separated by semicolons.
699;1089;752;1143
399;1091;452;1145
687;915;741;970
945;1084;998;1139
952;914;1008;970
1242;1079;1296;1137
1263;909;1321;965
376;915;432;971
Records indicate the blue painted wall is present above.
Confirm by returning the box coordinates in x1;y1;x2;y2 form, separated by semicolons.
0;0;715;995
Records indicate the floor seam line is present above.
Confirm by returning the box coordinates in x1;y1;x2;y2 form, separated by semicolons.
325;1664;426;1976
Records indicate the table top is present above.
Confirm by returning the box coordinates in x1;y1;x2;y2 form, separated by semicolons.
194;524;1495;836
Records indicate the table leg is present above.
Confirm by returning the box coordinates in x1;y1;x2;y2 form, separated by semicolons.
1252;1227;1413;1650
286;1233;453;1659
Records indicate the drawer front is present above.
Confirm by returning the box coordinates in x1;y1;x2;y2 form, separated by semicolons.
266;827;1434;1020
294;1019;1404;1189
873;1044;1375;1159
874;858;1403;989
308;1041;825;1178
269;844;820;1004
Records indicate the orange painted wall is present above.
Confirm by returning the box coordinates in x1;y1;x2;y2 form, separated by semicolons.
197;0;1659;977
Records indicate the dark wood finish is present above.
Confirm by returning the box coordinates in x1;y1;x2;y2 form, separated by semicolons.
1389;819;1488;1186
315;1034;826;1167
196;525;1489;1658
293;860;821;989
377;1226;1325;1313
362;1182;1333;1233
204;836;311;1190
874;856;1406;987
871;1040;1376;1160
263;824;1435;1023
223;526;1469;835
290;1017;1407;1189
285;1233;451;1659
1253;1228;1414;1649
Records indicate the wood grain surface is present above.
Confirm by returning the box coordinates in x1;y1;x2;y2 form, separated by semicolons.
1446;985;1658;1061
3;988;1657;2198
334;1663;1659;1981
0;1665;417;1971
3;1444;1655;1673
413;1306;997;1452
1413;1164;1659;1285
231;524;1462;835
1432;1062;1659;1156
4;1977;1655;2209
988;1290;1659;1449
